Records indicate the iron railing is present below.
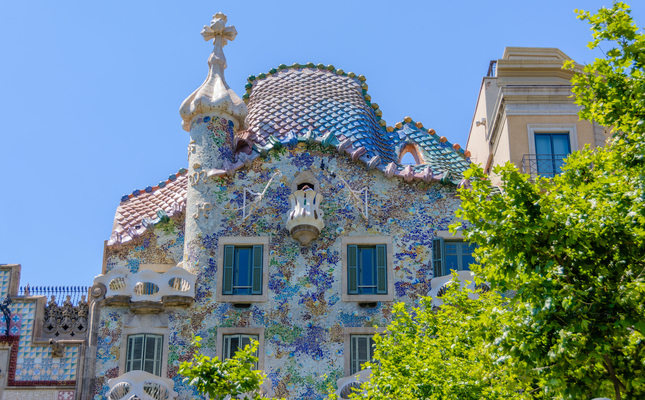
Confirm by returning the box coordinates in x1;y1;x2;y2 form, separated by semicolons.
522;154;569;178
18;286;89;305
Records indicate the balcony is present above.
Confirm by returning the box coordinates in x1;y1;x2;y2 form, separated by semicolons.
521;153;569;178
335;368;372;399
93;266;196;311
428;271;489;309
285;189;325;246
107;370;178;400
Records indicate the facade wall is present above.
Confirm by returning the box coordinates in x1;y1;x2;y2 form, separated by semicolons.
95;121;463;399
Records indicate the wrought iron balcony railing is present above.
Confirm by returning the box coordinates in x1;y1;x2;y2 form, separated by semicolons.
521;154;569;178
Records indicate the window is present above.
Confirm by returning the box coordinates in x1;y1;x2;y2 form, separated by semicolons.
216;327;265;370
350;335;375;375
217;237;269;302
223;334;259;369
125;334;163;376
347;245;387;295
341;237;394;302
526;124;578;178
432;237;476;277
223;245;263;295
534;133;571;176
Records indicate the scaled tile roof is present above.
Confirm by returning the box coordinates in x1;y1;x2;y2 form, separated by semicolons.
109;64;475;246
108;170;188;245
244;68;397;164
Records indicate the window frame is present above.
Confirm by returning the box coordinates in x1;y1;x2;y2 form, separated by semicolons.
125;333;164;376
433;231;476;278
216;327;265;371
527;124;578;155
343;327;385;377
341;236;394;302
217;237;270;303
118;314;170;377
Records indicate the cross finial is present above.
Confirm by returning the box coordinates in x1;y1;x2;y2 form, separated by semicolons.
200;12;238;46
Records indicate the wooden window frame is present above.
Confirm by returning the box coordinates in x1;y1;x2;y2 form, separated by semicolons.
125;333;164;377
341;236;394;302
217;237;270;303
216;327;265;371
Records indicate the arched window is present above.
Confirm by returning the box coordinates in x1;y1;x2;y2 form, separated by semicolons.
399;144;423;165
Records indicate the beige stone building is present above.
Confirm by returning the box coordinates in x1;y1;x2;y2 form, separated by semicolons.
465;47;610;185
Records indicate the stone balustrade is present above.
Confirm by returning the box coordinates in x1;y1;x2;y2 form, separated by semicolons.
107;370;178;400
285;189;325;246
93;266;196;303
335;368;371;399
428;270;489;308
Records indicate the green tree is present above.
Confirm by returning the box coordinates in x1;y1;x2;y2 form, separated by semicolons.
179;336;283;400
454;3;645;399
331;279;532;400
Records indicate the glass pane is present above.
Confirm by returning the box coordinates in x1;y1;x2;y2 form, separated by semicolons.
461;243;475;271
359;247;375;294
235;248;251;295
552;134;570;173
535;134;552;155
552;134;570;154
445;244;458;274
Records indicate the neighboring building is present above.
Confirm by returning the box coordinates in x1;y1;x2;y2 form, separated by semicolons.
465;47;610;185
0;264;88;400
84;13;474;400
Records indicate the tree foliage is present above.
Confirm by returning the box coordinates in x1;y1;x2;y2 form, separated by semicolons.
342;3;645;400
179;336;283;400
455;3;645;399
331;278;532;400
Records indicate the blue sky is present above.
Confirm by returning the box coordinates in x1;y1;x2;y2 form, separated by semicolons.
1;0;642;287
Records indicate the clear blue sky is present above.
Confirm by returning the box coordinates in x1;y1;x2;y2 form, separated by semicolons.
1;0;642;287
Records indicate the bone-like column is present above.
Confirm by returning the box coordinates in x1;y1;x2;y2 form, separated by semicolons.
179;13;248;275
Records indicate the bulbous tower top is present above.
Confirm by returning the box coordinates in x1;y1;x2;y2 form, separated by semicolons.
179;13;248;132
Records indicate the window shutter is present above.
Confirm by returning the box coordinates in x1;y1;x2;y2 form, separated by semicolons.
351;335;358;375
347;245;359;294
143;335;163;376
251;245;263;295
223;245;235;295
432;237;444;277
376;244;387;294
126;334;144;373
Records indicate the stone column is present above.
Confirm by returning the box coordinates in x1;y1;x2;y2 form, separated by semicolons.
179;13;248;275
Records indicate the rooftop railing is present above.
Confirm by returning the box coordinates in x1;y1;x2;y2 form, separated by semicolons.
18;285;89;305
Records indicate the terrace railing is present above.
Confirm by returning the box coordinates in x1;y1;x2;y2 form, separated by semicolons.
18;285;89;305
521;153;569;178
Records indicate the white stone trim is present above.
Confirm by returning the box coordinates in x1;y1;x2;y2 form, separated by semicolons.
527;124;578;154
436;230;464;239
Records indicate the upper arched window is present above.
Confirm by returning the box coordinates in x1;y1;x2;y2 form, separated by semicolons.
399;144;423;165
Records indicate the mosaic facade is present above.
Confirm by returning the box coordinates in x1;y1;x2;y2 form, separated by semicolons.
95;120;464;399
91;13;473;400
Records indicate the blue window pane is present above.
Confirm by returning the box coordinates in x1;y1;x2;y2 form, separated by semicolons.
552;134;570;154
235;247;251;295
535;134;552;155
359;247;375;294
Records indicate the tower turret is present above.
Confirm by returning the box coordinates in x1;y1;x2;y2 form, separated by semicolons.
180;13;247;274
